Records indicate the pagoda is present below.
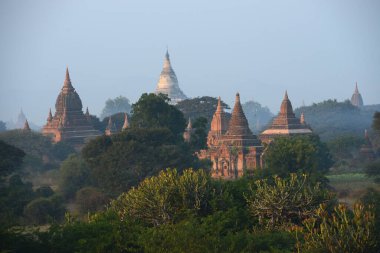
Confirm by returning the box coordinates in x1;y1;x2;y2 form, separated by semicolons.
350;82;364;107
42;68;101;147
155;50;187;104
198;93;263;179
259;91;313;143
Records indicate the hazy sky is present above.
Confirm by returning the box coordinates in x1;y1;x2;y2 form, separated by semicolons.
1;0;379;125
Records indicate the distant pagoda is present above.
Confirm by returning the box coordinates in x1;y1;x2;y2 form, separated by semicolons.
199;93;263;179
155;50;187;104
260;91;312;143
42;67;101;147
359;129;376;160
350;82;364;107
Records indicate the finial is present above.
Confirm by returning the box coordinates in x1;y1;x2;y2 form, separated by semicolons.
284;90;289;100
187;117;192;129
65;66;70;82
236;93;240;102
85;107;90;116
355;82;359;93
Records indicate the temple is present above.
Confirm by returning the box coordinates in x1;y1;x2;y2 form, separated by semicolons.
183;118;193;142
198;93;263;179
42;67;101;147
105;116;118;136
350;82;364;107
260;91;313;143
23;119;31;132
155;50;187;104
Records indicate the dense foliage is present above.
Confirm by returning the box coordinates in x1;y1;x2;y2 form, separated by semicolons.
0;140;25;177
263;135;333;178
176;96;231;130
130;93;186;137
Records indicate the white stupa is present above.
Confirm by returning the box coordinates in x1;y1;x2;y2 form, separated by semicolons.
155;50;187;104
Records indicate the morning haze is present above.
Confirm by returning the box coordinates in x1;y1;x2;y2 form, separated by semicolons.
0;0;379;125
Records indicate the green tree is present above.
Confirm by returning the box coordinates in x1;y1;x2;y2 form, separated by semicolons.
189;117;208;151
75;187;108;214
0;140;25;177
373;111;380;132
23;195;65;225
301;203;377;253
100;95;131;120
263;135;333;178
0;120;6;132
246;174;330;230
111;169;211;226
59;155;91;199
176;96;231;129
130;93;186;137
82;128;201;196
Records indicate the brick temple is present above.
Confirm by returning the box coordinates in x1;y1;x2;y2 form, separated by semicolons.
259;91;313;143
42;68;101;147
198;94;263;179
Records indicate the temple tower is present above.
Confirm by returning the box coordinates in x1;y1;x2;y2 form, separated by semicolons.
122;113;129;131
183;118;193;142
42;67;101;147
207;97;229;146
260;91;313;143
351;82;364;107
105;116;117;136
155;50;187;104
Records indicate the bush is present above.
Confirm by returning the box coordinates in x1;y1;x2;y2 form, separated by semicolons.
75;187;108;213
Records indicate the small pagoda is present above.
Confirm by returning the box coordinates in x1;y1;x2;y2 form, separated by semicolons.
198;93;263;179
42;68;101;147
351;82;364;107
259;91;312;143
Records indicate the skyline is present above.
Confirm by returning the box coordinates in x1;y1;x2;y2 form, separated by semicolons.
1;0;380;125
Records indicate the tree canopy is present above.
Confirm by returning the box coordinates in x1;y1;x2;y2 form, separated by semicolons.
242;100;274;133
100;95;131;120
130;93;186;137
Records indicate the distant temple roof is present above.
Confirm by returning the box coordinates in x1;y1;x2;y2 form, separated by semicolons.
226;93;252;136
155;50;187;104
351;82;364;107
260;91;312;142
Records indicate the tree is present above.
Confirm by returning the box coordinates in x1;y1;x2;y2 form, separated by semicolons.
263;135;333;178
100;95;131;120
373;111;380;132
59;155;91;199
301;203;377;253
0;120;6;132
23;195;66;225
246;174;330;229
176;96;231;129
0;140;25;177
82;128;202;196
111;169;211;226
130;93;186;137
75;187;108;213
189;117;208;151
242;100;274;133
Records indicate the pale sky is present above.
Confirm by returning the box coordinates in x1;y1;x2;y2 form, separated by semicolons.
1;0;379;125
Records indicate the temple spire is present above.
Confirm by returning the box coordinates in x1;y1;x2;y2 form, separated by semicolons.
216;96;223;113
122;113;129;130
187;117;192;130
355;82;359;93
105;116;117;136
280;90;295;116
85;107;90;117
23;119;31;132
62;67;74;92
227;92;252;136
284;90;289;100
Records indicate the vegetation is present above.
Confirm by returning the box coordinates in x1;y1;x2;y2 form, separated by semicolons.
0;120;6;132
242;100;274;133
100;95;131;120
294;100;377;141
176;96;231;130
0;140;25;177
246;174;330;230
263;135;333;179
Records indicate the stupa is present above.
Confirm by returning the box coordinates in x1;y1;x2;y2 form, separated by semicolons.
155;50;187;104
350;82;364;107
